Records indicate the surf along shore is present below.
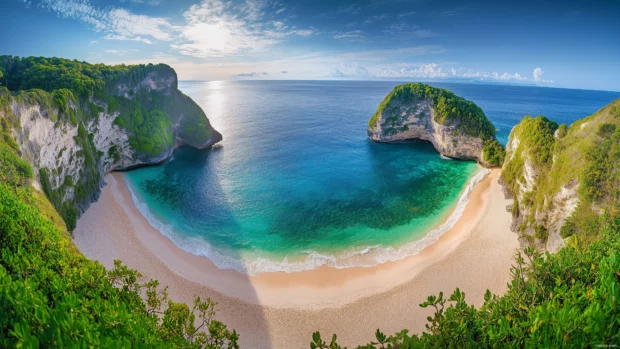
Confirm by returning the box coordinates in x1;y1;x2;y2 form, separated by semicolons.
73;168;518;348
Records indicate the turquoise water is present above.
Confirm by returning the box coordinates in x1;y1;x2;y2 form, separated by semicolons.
125;81;619;274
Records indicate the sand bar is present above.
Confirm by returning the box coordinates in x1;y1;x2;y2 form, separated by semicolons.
73;169;518;348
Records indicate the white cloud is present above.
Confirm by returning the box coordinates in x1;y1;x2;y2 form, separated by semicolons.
233;71;269;77
103;34;154;44
120;0;161;6
333;30;364;40
533;67;553;83
364;14;389;25
329;68;347;77
440;7;467;17
325;62;536;84
398;11;416;17
104;49;140;55
374;63;449;78
413;29;437;38
106;8;174;41
293;29;314;37
533;67;543;81
22;0;175;44
24;0;313;58
500;72;526;81
172;0;314;58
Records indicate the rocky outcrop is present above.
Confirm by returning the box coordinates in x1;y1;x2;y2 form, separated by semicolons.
367;83;501;167
500;118;574;252
0;64;221;229
500;100;620;252
368;99;487;162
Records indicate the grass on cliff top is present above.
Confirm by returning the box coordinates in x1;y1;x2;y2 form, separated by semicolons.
368;83;497;140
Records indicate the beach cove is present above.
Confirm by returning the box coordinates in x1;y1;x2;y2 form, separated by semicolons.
73;168;518;348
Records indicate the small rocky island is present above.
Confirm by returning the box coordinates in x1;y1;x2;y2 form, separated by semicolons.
367;83;504;167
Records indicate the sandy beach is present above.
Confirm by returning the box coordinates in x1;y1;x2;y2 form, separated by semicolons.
73;169;518;348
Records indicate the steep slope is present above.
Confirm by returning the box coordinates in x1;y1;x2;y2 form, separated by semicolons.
501;99;620;251
367;83;505;167
0;56;221;230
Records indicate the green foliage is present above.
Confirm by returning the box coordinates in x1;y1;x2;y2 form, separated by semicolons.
0;119;238;348
175;91;214;146
1;55;159;97
369;83;496;140
313;216;620;348
482;139;505;166
0;117;31;186
0;142;32;186
513;115;559;167
560;218;577;238
113;93;174;156
580;126;620;202
534;224;549;242
557;123;568;138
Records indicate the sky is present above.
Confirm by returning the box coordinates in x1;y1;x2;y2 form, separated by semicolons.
0;0;619;91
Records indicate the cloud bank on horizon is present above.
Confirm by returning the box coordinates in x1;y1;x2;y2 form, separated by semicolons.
3;0;620;91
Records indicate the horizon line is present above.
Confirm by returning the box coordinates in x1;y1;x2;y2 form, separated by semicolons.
177;79;620;94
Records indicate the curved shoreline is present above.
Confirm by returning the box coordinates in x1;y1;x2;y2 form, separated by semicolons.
73;169;518;348
123;167;489;275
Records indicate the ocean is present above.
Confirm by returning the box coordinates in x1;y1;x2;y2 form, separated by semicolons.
124;80;619;275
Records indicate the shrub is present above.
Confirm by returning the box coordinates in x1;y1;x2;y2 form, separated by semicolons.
482;139;506;166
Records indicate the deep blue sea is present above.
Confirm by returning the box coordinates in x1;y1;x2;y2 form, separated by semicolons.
125;81;619;274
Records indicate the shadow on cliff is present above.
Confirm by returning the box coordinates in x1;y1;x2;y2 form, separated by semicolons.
124;145;273;348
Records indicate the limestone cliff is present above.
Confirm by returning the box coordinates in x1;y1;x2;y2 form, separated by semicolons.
0;58;221;230
367;83;503;167
501;99;620;252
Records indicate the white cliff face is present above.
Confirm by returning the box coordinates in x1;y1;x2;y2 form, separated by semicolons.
10;98;137;201
546;180;579;252
13;102;81;194
367;99;486;163
502;132;575;252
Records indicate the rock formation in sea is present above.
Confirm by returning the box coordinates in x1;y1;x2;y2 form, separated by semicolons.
500;99;620;252
367;83;504;167
0;57;221;229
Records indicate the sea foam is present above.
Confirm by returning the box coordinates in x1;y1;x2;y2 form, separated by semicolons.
127;168;491;276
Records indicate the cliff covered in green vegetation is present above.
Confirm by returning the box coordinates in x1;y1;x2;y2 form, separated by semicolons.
0;56;221;230
501;99;620;251
0;109;237;347
367;83;505;167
